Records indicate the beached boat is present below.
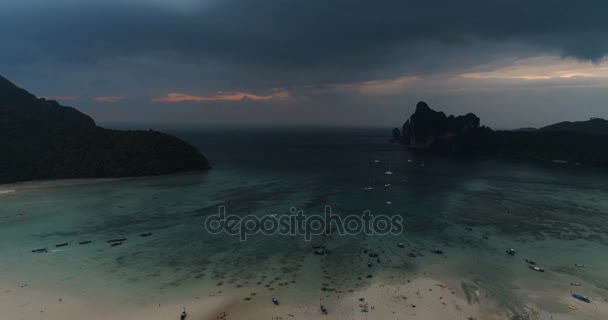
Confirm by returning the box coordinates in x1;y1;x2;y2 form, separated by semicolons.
525;259;536;265
506;248;516;255
272;297;279;305
32;248;48;253
55;243;68;248
79;240;92;245
431;249;443;254
572;293;590;303
320;305;328;314
528;265;545;272
397;243;404;248
140;233;152;237
574;263;587;268
181;310;187;320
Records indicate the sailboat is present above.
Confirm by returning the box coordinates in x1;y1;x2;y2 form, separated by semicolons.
363;176;374;191
383;162;393;188
364;162;375;190
385;163;394;175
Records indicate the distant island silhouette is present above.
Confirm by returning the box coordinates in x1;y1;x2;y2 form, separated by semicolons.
393;101;608;166
523;118;608;135
0;75;210;184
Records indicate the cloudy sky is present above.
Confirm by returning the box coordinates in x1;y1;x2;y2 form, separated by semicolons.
2;0;608;129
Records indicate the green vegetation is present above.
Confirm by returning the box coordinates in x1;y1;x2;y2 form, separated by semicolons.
0;75;210;184
393;101;608;166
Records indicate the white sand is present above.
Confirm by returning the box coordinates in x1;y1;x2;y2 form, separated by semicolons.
0;285;230;320
3;272;608;320
0;178;123;193
0;277;492;320
0;189;15;195
222;277;492;320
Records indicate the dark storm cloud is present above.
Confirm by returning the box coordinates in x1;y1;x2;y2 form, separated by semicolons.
2;0;608;128
2;0;607;71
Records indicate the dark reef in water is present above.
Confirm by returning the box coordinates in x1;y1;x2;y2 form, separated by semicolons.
0;75;210;183
393;101;608;166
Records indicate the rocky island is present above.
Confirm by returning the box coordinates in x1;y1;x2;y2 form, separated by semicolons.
393;101;608;166
0;75;210;184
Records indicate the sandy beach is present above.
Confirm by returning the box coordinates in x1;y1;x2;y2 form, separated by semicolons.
0;276;485;320
0;178;128;195
3;270;608;320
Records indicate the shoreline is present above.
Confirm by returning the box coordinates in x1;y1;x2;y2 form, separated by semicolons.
0;170;209;196
0;178;125;194
0;275;492;320
3;259;607;320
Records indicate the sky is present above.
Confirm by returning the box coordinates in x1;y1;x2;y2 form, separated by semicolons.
2;0;608;129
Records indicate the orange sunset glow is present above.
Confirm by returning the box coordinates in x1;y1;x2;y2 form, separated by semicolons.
153;91;290;103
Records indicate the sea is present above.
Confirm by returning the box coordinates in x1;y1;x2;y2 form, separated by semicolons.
1;127;607;319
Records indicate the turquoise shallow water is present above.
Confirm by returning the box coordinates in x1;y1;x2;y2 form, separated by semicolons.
1;127;607;318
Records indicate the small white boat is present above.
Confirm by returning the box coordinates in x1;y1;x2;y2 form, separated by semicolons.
373;159;380;163
384;183;391;188
386;201;392;205
407;159;413;163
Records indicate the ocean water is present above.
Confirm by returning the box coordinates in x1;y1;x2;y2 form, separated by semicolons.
1;127;607;318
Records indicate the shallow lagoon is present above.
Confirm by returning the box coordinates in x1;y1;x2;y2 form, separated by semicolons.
1;128;607;319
